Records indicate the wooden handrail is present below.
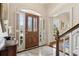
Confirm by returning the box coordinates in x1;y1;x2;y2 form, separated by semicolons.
59;24;79;37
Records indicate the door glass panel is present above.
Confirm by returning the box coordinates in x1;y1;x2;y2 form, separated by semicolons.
33;17;37;32
28;16;32;31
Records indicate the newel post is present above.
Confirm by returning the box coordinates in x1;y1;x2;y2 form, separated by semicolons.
55;29;60;56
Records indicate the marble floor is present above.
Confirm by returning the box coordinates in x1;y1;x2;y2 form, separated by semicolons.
17;46;67;56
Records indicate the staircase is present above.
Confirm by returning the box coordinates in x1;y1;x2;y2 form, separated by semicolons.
49;24;79;56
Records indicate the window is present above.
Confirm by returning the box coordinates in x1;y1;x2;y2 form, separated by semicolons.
33;17;37;32
28;16;32;31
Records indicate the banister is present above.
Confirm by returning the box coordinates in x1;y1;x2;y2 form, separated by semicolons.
59;24;79;37
55;23;79;56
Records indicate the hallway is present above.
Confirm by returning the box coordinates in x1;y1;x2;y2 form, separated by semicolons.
17;46;65;56
1;3;79;56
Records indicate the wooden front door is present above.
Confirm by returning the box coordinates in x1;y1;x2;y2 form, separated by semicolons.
25;13;39;49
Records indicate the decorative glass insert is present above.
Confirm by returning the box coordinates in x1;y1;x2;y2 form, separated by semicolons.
28;16;32;31
33;17;37;32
